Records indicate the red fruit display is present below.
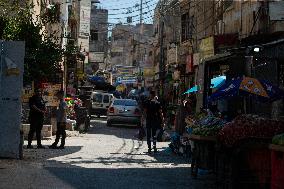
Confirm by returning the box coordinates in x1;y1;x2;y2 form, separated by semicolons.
218;115;284;147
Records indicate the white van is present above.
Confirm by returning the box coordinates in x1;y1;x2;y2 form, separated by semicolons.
90;91;114;117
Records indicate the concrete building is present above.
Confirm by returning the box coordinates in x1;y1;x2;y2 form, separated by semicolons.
110;24;134;67
89;4;108;73
152;0;182;99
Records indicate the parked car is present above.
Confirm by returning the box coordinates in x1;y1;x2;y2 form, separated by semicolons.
90;91;114;117
107;99;141;127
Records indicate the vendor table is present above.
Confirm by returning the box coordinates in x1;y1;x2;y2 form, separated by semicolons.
188;134;217;178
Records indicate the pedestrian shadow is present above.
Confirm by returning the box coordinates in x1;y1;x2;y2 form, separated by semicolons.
23;146;83;161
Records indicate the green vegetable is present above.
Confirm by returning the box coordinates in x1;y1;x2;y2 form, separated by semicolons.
272;133;284;146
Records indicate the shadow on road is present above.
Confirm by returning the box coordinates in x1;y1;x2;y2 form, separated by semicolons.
23;146;83;162
44;167;199;189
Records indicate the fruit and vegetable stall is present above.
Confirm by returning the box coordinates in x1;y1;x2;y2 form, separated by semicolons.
185;112;284;189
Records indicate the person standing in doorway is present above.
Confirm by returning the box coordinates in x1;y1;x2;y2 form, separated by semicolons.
144;91;164;154
49;90;67;149
27;88;46;149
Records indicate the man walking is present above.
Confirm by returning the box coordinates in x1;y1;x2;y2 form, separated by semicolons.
144;91;164;154
27;89;46;149
49;90;67;149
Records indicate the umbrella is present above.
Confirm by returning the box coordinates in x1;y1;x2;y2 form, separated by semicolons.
184;86;198;94
208;77;284;102
210;76;226;88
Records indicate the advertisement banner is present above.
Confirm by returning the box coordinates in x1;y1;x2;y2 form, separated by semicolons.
199;36;214;63
79;6;91;37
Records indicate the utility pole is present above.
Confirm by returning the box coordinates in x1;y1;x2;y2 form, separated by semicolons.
159;0;165;96
138;0;143;87
140;0;143;25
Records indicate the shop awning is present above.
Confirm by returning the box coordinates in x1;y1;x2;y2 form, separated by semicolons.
202;52;233;64
184;85;198;94
210;76;226;88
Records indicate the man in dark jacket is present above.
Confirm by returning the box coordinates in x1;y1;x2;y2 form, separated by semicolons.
27;89;46;149
144;91;164;153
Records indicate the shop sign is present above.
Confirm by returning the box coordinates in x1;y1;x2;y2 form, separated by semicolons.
193;53;200;66
42;83;62;107
269;1;284;21
89;52;105;63
186;54;193;73
112;47;124;53
173;71;180;80
143;67;155;77
199;36;214;62
167;47;177;64
79;6;91;37
116;66;135;76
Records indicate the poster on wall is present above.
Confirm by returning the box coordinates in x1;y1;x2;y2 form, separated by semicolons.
22;82;34;103
42;83;62;107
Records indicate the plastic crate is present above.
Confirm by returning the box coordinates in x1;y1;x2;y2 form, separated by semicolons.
270;145;284;189
216;139;271;189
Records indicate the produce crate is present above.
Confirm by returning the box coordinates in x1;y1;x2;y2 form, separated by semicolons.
189;134;217;178
270;144;284;189
216;138;271;189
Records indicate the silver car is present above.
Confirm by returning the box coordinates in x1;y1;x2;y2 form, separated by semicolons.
107;99;141;127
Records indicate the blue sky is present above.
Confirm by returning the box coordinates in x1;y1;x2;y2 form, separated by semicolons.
98;0;159;26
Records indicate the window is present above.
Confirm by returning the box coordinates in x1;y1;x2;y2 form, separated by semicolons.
93;94;102;103
103;95;110;103
181;13;192;42
91;30;98;41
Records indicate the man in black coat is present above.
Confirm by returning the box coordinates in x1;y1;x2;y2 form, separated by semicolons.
27;89;46;149
144;91;164;154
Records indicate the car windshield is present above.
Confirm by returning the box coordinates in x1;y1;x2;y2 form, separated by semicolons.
103;95;110;103
93;94;102;103
113;100;137;106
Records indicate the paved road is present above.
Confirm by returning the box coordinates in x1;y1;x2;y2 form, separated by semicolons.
0;117;215;189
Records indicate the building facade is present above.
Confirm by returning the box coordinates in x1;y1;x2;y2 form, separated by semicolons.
152;0;284;118
89;5;108;73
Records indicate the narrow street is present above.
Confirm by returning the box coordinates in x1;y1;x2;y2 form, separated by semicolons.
0;117;214;189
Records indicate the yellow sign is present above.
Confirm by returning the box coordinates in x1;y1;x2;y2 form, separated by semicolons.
143;67;155;77
199;36;214;62
6;68;20;76
240;77;268;97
